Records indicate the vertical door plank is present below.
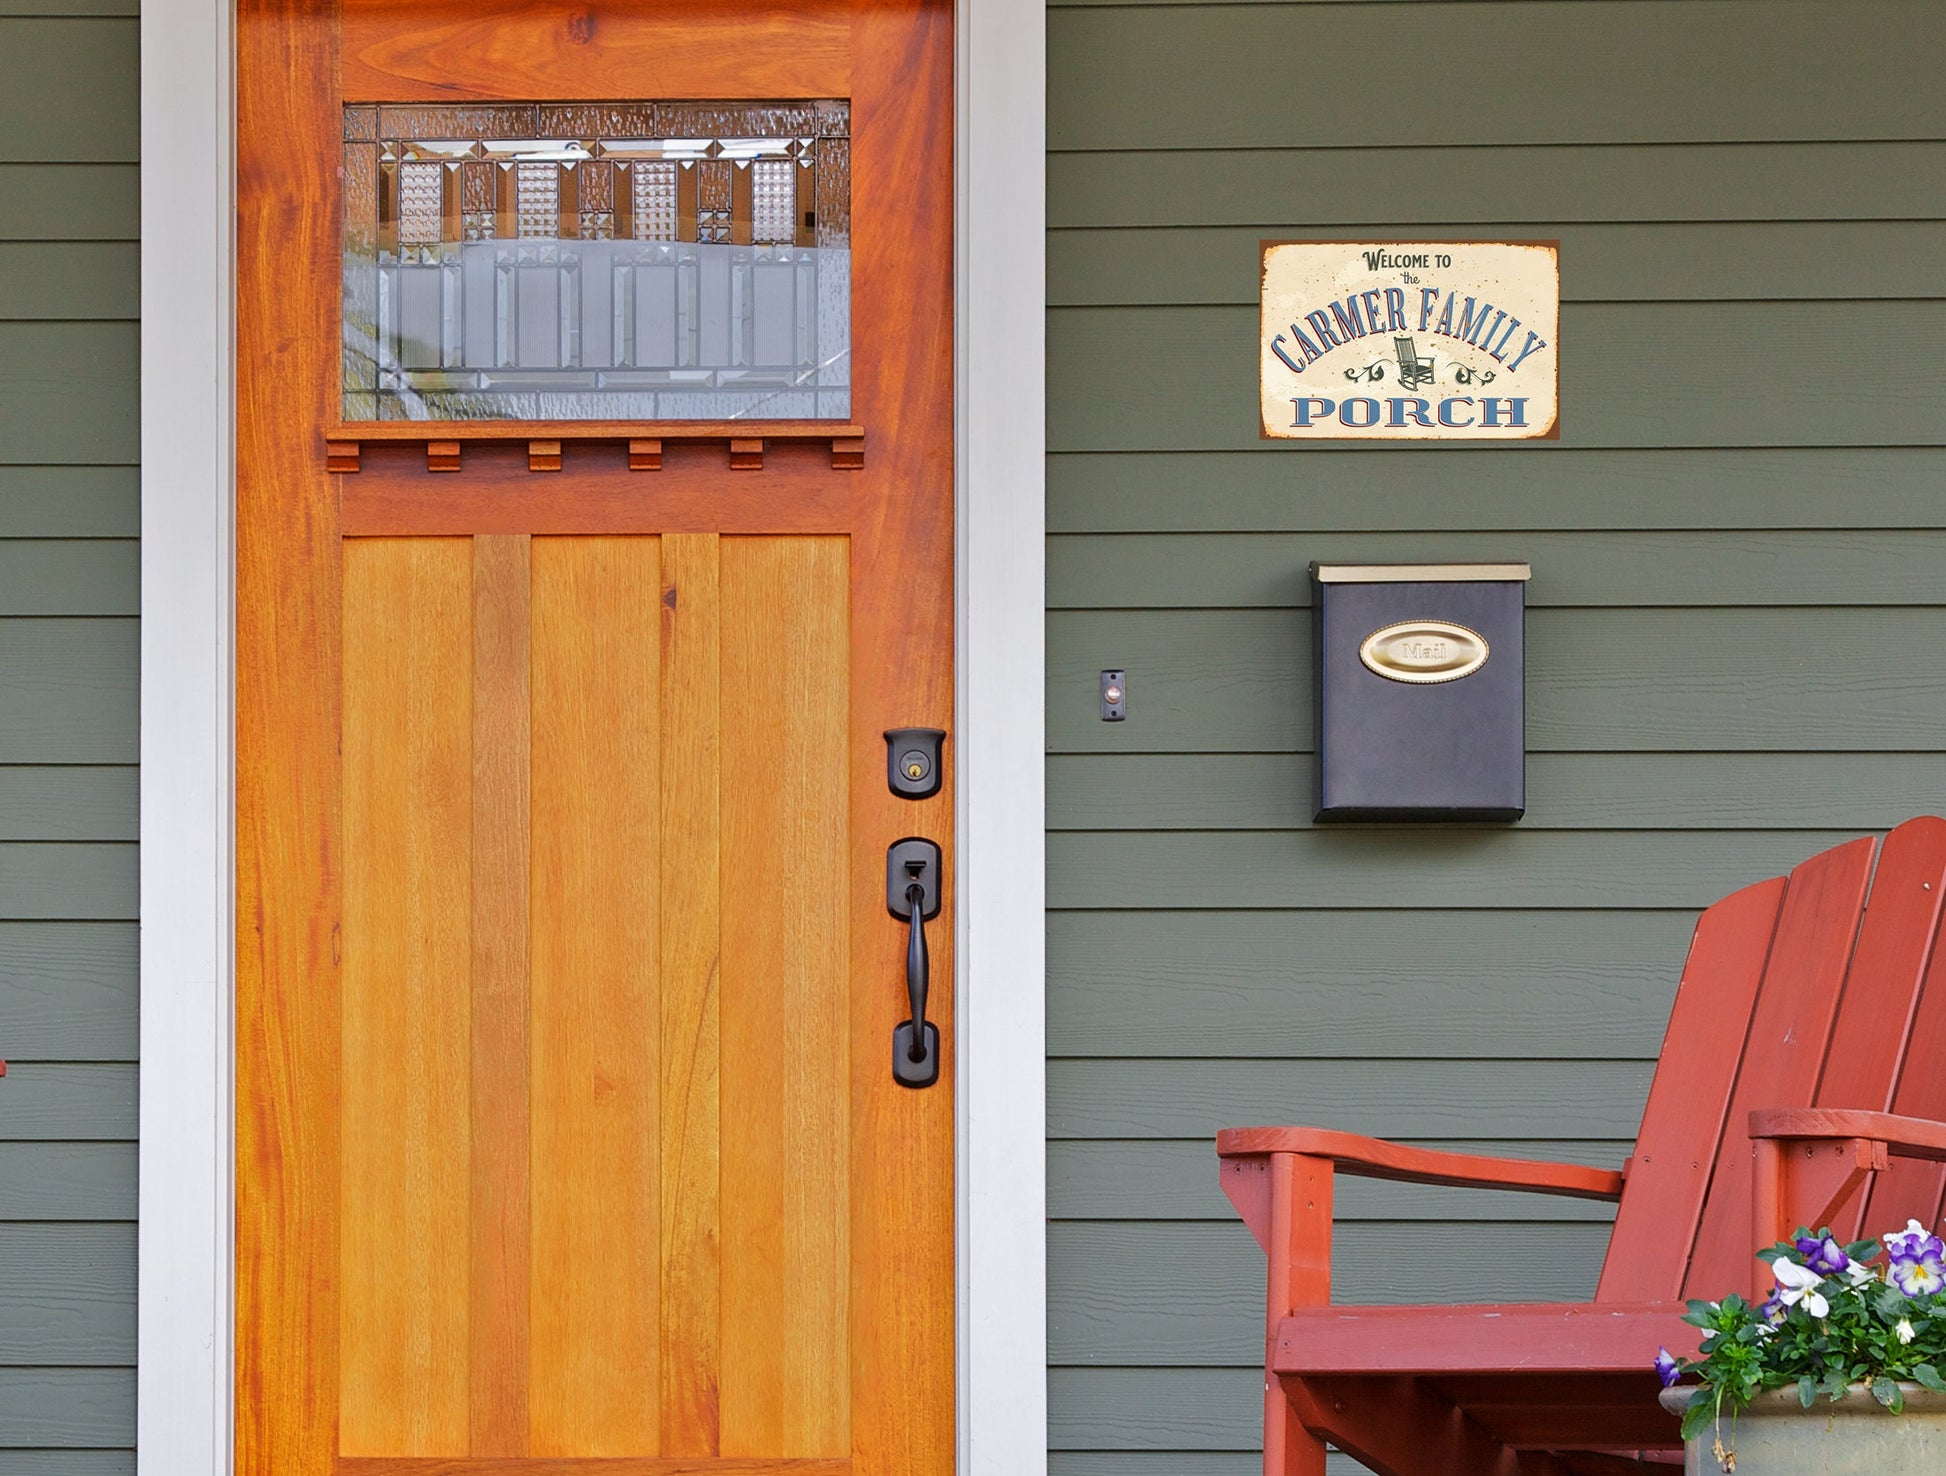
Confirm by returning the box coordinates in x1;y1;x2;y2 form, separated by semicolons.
719;538;851;1458
658;534;723;1456
235;0;342;1471
340;539;474;1456
846;2;959;1472
529;537;662;1455
470;535;532;1454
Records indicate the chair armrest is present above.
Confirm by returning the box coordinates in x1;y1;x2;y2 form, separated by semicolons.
1749;1107;1946;1164
1217;1125;1624;1201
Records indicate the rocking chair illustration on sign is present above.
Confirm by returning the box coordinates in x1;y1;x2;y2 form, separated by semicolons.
1218;816;1946;1475
1392;336;1436;390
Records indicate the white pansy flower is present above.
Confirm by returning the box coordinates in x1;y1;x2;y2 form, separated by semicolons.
1897;1319;1917;1345
1772;1258;1830;1318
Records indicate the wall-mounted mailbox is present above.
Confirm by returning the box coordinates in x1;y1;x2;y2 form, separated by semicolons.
1313;562;1532;822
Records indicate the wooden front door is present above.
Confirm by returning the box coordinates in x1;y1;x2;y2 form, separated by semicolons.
235;3;955;1473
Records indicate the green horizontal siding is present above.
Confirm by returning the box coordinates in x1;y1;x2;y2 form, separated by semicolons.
1051;302;1946;451
1049;2;1944;150
0;471;137;537
1050;831;1907;910
0;924;137;1056
0;9;137;1465
0;246;138;321
0;1226;133;1364
0;1066;137;1141
0;21;136;163
1053;222;1946;307
0;773;136;841
0;167;137;241
1050;755;1946;832
1051;531;1946;608
0;1371;131;1448
1050;143;1946;227
1049;909;1687;1056
1050;447;1946;533
0;1145;135;1220
0;325;138;464
1051;608;1946;753
0;620;138;763
1047;3;1945;1466
1048;1060;1655;1141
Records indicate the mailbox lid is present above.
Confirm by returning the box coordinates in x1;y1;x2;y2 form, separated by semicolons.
1312;565;1529;822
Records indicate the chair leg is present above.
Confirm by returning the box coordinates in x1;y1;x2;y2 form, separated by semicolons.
1265;1372;1328;1476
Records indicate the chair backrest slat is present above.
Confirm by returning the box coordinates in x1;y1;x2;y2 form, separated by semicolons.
1683;836;1874;1297
1599;822;1946;1306
1817;818;1946;1241
1595;876;1786;1302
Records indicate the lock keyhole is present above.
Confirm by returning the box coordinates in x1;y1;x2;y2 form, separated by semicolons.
885;727;946;800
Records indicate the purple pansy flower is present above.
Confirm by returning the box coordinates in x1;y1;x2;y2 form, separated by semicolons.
1794;1234;1850;1276
1654;1347;1680;1389
1885;1218;1946;1263
1891;1247;1946;1297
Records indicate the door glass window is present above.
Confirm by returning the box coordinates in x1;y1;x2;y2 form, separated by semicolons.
342;100;851;422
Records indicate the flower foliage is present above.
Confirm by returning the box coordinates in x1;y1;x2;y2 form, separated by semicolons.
1660;1221;1946;1453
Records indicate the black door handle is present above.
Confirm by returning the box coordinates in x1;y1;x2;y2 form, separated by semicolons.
887;838;941;1088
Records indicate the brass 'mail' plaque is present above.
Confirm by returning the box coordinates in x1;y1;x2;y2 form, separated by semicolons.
1359;620;1490;684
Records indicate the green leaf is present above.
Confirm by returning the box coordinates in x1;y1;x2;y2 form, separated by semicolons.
1915;1364;1946;1393
1872;1376;1903;1412
1798;1375;1817;1408
1679;1392;1716;1442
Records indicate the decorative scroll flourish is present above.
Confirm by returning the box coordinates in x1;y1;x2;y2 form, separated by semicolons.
343;99;852;424
1344;357;1497;387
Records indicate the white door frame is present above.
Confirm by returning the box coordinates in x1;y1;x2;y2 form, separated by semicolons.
135;0;1047;1470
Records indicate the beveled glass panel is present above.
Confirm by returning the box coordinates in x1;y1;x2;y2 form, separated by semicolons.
343;99;852;422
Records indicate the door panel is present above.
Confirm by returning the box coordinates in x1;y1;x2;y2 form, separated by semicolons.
239;1;954;1471
333;538;859;1459
527;536;663;1455
341;538;474;1457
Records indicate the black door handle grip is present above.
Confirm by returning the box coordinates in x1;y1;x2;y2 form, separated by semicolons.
904;879;930;1057
887;837;941;1088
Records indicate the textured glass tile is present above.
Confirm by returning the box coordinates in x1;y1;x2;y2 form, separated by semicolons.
696;161;732;245
813;138;850;249
655;102;824;139
538;103;658;137
344;106;378;143
578;161;615;240
751;159;797;244
815;100;850;137
516;162;559;238
752;158;797;244
398;162;445;247
379;104;537;139
631;162;678;241
460;160;495;241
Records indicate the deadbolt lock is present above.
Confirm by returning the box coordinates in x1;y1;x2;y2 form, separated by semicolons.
884;726;946;800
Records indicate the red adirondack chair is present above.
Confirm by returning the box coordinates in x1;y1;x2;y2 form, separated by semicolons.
1218;816;1946;1476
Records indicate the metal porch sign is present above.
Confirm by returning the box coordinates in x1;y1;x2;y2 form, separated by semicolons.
1259;240;1560;440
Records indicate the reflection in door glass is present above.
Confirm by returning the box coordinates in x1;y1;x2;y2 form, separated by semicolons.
342;101;851;422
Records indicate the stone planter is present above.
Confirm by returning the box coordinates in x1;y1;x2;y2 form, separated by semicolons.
1659;1384;1946;1474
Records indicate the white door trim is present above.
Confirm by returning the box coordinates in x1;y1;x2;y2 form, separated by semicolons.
956;0;1049;1470
135;1;1048;1472
138;0;236;1469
